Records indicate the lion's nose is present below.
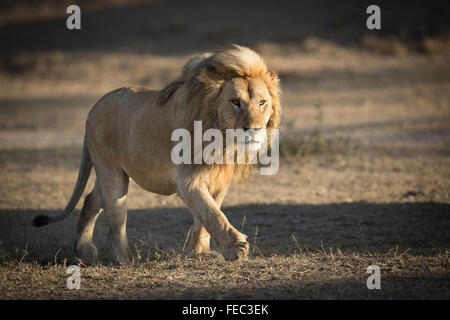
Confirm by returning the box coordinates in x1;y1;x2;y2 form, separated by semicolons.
243;126;262;132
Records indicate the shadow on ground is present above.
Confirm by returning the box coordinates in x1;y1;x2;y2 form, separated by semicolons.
0;201;448;261
131;276;450;299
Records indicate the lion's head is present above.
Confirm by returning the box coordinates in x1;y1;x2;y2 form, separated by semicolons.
160;44;281;141
160;44;281;182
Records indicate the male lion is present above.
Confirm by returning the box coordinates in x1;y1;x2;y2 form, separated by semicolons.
33;44;281;262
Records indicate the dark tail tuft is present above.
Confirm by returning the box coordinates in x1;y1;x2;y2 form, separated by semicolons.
32;215;50;227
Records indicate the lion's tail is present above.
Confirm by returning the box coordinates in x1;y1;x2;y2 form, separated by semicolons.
32;137;92;227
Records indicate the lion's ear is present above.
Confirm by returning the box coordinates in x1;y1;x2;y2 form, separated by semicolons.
268;94;281;130
266;68;281;130
267;68;280;84
204;60;239;82
207;64;218;74
204;62;226;81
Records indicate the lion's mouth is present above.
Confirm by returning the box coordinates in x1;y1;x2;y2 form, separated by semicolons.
239;139;263;152
244;135;261;144
241;138;260;144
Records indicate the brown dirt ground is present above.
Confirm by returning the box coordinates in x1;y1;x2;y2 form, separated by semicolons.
0;0;449;299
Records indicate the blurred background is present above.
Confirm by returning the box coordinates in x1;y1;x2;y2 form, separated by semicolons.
0;0;449;149
0;0;449;299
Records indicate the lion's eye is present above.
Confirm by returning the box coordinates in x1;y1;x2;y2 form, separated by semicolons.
259;100;266;106
231;99;241;108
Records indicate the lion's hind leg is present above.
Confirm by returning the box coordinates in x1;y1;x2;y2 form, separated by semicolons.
75;183;102;264
188;218;223;260
190;217;212;254
95;168;130;264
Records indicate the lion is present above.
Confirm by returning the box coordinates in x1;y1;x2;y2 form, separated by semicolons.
32;44;281;263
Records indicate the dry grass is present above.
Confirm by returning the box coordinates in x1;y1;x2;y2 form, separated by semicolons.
0;0;449;299
1;248;448;299
279;115;358;162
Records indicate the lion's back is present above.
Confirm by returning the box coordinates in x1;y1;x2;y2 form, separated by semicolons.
85;86;159;149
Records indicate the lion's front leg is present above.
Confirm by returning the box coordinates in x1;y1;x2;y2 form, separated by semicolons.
190;185;229;257
178;179;248;261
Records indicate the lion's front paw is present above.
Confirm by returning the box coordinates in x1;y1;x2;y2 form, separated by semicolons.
236;240;250;260
221;239;249;261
